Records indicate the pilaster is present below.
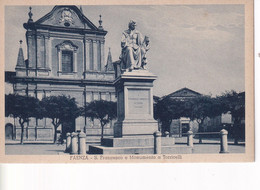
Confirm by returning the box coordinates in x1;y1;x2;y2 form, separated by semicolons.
100;40;105;71
93;40;98;71
85;38;91;71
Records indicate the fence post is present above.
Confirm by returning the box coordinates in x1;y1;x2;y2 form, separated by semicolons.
71;132;78;154
153;131;162;154
65;132;71;153
78;132;86;155
187;130;193;147
165;131;169;137
219;129;229;153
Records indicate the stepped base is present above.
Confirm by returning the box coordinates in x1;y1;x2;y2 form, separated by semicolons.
88;136;192;154
88;145;193;154
101;137;175;147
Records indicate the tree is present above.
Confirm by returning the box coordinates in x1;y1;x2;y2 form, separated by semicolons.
84;100;117;139
5;94;42;144
218;91;245;144
41;95;81;143
184;95;223;143
154;97;184;135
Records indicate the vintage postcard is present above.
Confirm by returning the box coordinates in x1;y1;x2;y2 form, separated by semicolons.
0;0;254;163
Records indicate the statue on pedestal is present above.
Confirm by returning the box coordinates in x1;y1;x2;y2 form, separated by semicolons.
119;20;150;71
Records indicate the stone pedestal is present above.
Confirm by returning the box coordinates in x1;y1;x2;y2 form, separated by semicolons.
88;70;193;155
113;70;158;137
88;136;192;154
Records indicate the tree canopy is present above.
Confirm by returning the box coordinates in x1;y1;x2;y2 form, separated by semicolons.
185;96;223;125
41;95;81;143
218;91;245;119
154;95;225;137
5;94;42;144
154;97;185;134
84;100;117;139
153;90;245;143
218;91;245;143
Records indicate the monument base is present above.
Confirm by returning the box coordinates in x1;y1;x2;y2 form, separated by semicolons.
113;70;159;138
88;136;193;154
114;120;158;137
90;70;193;155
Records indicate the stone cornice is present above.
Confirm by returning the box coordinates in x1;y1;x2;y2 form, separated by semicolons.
8;75;115;87
85;70;114;75
24;23;107;36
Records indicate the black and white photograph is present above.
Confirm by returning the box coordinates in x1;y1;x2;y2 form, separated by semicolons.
1;1;254;162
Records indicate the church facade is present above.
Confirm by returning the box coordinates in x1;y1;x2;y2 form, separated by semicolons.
5;6;116;141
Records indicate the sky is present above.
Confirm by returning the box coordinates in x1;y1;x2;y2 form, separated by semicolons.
5;5;245;97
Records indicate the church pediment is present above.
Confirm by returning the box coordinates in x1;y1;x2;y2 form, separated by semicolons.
166;88;201;99
35;6;98;30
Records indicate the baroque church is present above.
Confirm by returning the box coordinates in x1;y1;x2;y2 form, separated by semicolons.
5;6;116;141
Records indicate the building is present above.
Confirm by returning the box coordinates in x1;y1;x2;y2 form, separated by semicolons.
5;6;116;141
163;88;232;137
163;88;201;137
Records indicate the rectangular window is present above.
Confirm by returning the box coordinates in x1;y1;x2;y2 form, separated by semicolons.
62;51;73;73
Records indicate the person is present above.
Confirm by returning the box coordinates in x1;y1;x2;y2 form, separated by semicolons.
120;20;150;71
